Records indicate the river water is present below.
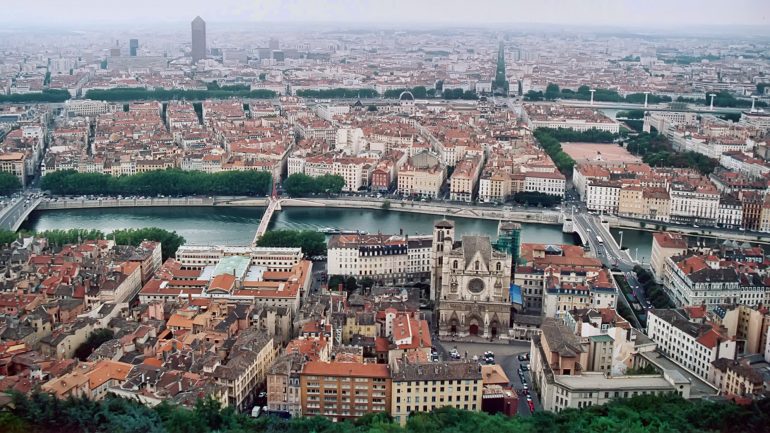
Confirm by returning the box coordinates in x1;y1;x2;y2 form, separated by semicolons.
22;206;654;259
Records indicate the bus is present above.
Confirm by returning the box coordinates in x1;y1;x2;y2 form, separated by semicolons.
596;236;604;245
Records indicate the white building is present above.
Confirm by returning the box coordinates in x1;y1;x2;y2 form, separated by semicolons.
524;171;566;197
646;309;737;381
327;233;432;284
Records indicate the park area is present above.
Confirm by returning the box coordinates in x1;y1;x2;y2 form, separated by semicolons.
561;142;642;165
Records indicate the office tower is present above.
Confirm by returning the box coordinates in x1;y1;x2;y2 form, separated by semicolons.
191;16;207;63
129;39;139;57
269;37;279;50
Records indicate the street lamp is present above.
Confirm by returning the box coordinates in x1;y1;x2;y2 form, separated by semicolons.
618;230;624;249
708;93;716;111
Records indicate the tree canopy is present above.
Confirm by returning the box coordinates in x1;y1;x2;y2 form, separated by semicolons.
7;226;186;261
0;89;71;103
536;127;618;144
256;229;326;256
3;392;770;433
624;132;718;175
295;88;378;99
532;129;576;176
40;169;272;197
282;173;345;197
84;88;275;101
526;83;672;105
0;172;22;196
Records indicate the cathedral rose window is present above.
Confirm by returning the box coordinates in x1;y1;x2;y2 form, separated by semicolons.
468;277;485;294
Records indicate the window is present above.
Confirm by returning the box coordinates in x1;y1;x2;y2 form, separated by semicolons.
496;262;501;271
475;261;480;271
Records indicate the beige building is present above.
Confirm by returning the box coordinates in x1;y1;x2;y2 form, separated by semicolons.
397;150;446;198
618;186;645;218
0;152;27;186
478;170;511;203
709;358;765;397
300;361;391;421
449;155;482;202
266;353;304;417
711;304;770;355
390;360;482;426
42;360;131;400
650;232;688;283
642;188;671;222
213;329;277;412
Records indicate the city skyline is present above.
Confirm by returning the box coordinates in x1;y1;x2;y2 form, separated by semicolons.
2;0;769;30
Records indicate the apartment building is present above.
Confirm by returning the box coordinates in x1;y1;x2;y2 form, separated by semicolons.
709;358;765;397
390;360;483;426
0;152;27;186
300;361;391;421
449;155;482;202
327;233;432;285
213;330;278;412
646;309;737;381
662;254;766;308
531;318;692;413
650;232;688;283
669;182;720;226
524;171;566;197
397;150;446;198
711;304;770;355
542;268;617;319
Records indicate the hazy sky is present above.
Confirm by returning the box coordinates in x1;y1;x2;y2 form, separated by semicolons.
4;0;769;28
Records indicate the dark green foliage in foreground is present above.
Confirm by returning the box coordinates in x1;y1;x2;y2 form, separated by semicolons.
41;169;272;196
283;173;345;197
3;392;770;433
256;229;327;256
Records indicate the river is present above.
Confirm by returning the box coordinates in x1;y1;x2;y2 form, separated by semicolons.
22;206;653;259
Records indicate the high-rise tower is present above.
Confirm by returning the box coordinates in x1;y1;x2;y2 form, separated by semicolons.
493;41;509;96
129;39;139;57
191;16;207;63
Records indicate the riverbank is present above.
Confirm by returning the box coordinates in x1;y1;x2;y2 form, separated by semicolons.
36;196;562;226
33;196;770;246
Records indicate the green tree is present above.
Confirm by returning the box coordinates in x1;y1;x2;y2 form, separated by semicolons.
295;88;378;99
0;172;22;196
256;229;326;256
111;227;186;261
0;230;17;245
0;89;71;103
40;169;272;197
283;173;345;197
83;88;275;102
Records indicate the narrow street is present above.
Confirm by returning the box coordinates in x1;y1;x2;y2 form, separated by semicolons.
437;340;542;416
